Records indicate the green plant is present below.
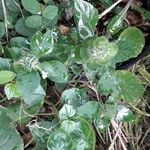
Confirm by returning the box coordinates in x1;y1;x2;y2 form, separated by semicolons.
0;0;148;149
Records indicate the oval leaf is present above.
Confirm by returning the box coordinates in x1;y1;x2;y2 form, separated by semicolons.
42;5;58;20
114;27;145;63
25;15;42;28
0;71;16;85
21;0;41;14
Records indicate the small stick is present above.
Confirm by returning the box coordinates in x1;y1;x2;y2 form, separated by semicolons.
99;0;123;19
1;0;9;42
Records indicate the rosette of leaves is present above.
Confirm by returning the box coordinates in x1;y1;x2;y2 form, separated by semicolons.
14;0;59;37
0;30;68;108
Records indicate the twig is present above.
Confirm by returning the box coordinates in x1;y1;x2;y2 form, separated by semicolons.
99;0;123;19
108;121;122;150
12;0;24;18
128;103;150;117
111;120;127;150
1;0;9;42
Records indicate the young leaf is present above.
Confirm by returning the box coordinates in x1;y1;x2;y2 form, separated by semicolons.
30;31;54;58
0;111;24;150
59;104;76;120
60;88;89;108
25;15;42;28
47;129;73;150
0;71;16;85
4;83;20;100
40;60;68;83
42;5;58;20
0;22;5;38
21;0;41;14
98;70;145;102
74;0;99;39
114;27;145;63
107;15;123;35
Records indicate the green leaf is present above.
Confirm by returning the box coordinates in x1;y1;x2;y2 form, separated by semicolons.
60;88;89;108
74;0;99;39
0;22;5;38
115;104;134;122
59;104;76;120
77;101;99;120
60;118;96;150
107;14;124;35
25;15;42;28
6;0;20;12
42;5;58;20
0;44;3;56
6;101;43;123
29;121;53;150
21;0;41;14
0;111;24;150
94;113;110;133
10;37;29;48
4;83;20;100
40;60;68;83
114;27;145;63
16;70;45;106
0;57;12;71
60;120;78;134
101;0;113;8
47;129;73;150
98;70;145;102
30;31;54;57
15;18;37;37
80;36;118;66
42;16;58;28
0;71;16;85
